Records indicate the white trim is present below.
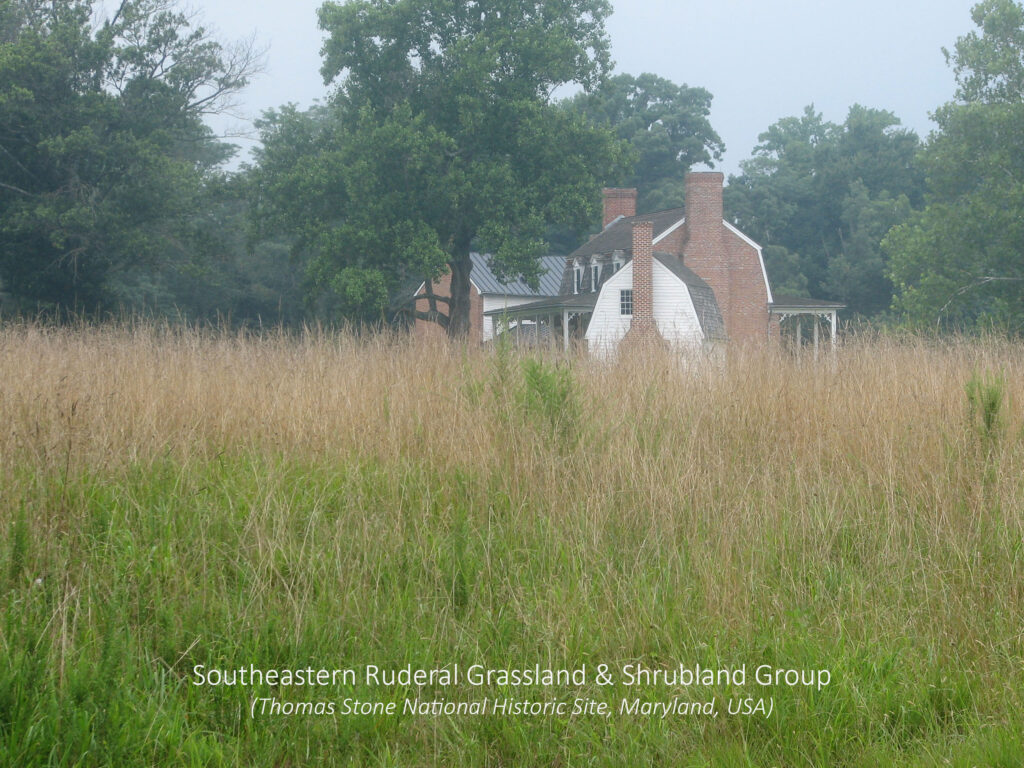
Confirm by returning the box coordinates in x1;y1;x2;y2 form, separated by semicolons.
652;259;706;345
723;220;773;305
652;216;686;245
411;274;481;296
619;288;633;316
411;276;482;302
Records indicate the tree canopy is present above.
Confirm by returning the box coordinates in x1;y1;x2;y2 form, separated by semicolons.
563;72;724;212
0;0;259;312
725;105;924;318
260;0;629;334
885;0;1024;330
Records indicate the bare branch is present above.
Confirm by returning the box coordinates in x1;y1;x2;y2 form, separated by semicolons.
411;308;450;326
412;291;451;306
937;275;1024;325
0;181;36;197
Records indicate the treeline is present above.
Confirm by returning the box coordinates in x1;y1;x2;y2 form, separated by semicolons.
2;0;1023;332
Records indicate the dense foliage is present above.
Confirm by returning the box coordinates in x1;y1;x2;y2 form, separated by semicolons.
4;0;1023;333
724;105;924;318
563;72;724;212
264;0;630;334
885;0;1024;331
0;0;259;314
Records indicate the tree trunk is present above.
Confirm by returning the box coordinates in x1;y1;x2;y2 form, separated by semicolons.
446;251;473;339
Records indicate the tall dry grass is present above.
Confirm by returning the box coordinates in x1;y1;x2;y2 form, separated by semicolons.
1;320;1023;765
3;321;1021;470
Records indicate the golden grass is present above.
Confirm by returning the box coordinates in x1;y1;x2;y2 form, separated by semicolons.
2;321;1023;764
3;322;1021;467
3;323;1023;574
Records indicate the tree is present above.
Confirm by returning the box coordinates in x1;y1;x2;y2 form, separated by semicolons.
0;0;260;312
108;172;306;325
563;72;724;212
726;105;924;317
885;0;1024;330
297;0;628;335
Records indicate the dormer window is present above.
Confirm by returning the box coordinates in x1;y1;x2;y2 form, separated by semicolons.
591;263;600;292
573;262;583;294
612;250;624;273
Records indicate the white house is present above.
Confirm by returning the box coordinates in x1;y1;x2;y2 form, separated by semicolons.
486;172;843;356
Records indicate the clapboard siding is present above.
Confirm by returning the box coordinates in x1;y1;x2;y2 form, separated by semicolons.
651;260;703;347
585;260;704;357
585;263;632;357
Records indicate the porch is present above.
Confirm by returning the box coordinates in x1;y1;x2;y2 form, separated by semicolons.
483;294;598;352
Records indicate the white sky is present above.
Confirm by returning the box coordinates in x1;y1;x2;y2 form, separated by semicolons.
195;0;979;175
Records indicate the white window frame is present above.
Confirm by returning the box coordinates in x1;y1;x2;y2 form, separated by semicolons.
620;289;633;316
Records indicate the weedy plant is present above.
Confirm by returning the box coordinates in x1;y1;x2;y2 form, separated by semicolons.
965;369;1006;452
516;358;581;451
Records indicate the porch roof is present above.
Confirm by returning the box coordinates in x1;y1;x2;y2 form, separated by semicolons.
770;295;845;313
483;293;598;317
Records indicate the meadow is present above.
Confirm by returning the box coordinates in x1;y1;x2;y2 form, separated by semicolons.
1;322;1022;766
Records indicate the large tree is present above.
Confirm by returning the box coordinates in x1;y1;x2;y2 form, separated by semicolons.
563;72;724;212
726;105;923;317
0;0;259;312
297;0;628;335
885;0;1024;330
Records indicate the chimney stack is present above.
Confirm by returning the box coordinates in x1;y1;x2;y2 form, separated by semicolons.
602;188;637;228
682;172;729;330
623;220;660;344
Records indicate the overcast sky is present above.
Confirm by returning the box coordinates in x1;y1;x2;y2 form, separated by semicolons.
194;0;980;175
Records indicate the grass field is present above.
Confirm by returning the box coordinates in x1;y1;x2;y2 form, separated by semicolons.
1;322;1023;766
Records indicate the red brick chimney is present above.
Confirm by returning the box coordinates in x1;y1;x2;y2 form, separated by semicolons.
602;188;637;228
682;172;730;332
622;220;661;345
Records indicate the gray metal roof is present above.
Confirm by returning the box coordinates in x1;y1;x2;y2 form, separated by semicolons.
470;252;564;297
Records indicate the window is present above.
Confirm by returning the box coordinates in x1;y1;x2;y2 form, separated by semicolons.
573;263;583;294
591;263;601;292
620;289;633;316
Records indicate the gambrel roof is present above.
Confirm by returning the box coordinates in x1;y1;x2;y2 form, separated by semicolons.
558;208;686;295
652;253;726;341
570;208;686;260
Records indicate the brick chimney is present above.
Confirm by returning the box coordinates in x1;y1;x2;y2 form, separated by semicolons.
602;187;637;228
682;172;730;332
622;220;661;345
